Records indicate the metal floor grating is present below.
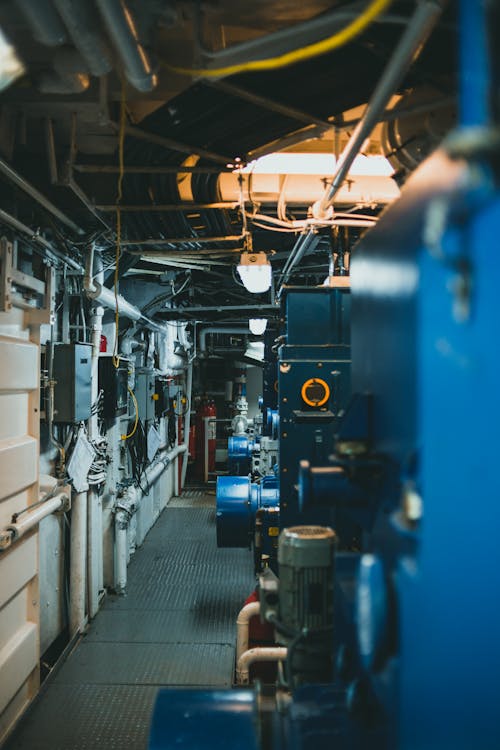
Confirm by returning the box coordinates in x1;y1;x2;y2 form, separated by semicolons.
4;492;255;750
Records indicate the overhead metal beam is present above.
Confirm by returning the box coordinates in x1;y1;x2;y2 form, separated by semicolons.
157;304;278;319
0;157;83;235
247;124;327;160
73;164;232;174
119;235;244;246
0;208;82;270
114;123;233;166
94;202;238;212
205;80;332;130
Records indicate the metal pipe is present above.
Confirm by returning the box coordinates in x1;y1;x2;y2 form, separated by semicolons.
114;444;187;592
16;0;67;46
181;363;193;489
279;233;321;292
73;165;233;175
236;602;261;662
94;202;238;212
70;490;87;635
118;123;232;166
0;157;83;235
0;208;82;270
87;250;104;619
114;507;129;595
0;492;69;550
84;271;166;335
95;0;157;92
459;0;491;127
236;647;287;685
199;327;249;353
206;80;331;130
121;235;244;247
52;0;112;77
159;304;277;319
315;0;447;217
200;2;408;65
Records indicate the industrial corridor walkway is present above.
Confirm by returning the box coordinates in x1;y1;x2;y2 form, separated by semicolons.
5;490;254;750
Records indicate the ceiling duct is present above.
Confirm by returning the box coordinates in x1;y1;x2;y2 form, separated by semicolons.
95;0;158;92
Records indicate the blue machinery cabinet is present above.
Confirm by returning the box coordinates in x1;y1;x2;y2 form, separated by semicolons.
278;287;351;528
150;3;500;747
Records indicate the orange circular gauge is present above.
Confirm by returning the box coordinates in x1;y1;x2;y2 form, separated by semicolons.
301;378;330;407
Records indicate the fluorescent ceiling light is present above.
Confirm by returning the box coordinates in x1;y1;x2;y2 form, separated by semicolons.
240;152;394;177
249;318;267;335
0;27;24;92
237;252;272;294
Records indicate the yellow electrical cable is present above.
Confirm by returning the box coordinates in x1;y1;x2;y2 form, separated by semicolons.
164;0;393;78
112;81;127;369
121;386;139;440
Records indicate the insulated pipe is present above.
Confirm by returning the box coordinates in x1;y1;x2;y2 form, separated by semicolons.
0;492;68;550
84;249;166;334
52;0;112;77
236;602;261;663
114;507;129;595
236;647;287;685
0;208;82;270
315;0;447;217
181;363;193;489
70;491;87;635
16;0;68;46
87;250;104;619
199;327;249;354
0;156;83;235
95;0;157;92
114;445;187;593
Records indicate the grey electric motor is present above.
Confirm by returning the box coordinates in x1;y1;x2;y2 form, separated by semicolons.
277;525;336;686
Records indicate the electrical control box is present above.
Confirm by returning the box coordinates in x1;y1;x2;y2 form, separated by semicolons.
52;343;92;422
135;368;155;422
98;355;129;419
154;376;170;418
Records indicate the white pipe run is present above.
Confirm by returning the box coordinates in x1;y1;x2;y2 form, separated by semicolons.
114;444;187;593
181;362;193;488
236;601;261;662
158;323;186;374
199;327;249;354
70;491;87;636
0;492;69;550
236;647;287;685
87;259;104;619
83;244;165;334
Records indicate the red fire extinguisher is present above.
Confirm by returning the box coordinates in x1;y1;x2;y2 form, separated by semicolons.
188;421;196;464
194;398;217;481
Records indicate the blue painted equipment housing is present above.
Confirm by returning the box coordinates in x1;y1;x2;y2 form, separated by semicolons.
149;689;257;750
227;434;254;475
216;474;279;548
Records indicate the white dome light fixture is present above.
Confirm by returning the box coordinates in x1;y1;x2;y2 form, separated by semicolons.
237;251;272;294
249;318;268;335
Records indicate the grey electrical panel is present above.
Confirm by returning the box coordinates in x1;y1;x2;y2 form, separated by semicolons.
135;368;155;422
52;343;92;422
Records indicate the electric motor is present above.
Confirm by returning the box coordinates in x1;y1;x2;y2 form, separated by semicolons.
277;525;336;685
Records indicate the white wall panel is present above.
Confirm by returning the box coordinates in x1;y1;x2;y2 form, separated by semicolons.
0;314;40;744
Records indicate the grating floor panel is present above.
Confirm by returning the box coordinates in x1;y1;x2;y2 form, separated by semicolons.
4;492;255;750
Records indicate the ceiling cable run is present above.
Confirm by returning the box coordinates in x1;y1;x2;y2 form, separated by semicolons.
165;0;394;78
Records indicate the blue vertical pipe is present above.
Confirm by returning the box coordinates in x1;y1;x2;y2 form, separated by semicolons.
459;0;491;126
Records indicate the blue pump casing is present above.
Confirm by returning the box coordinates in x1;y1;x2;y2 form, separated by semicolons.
216;474;279;548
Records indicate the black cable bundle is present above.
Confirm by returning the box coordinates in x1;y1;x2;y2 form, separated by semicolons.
127;419;149;493
167;412;177;449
